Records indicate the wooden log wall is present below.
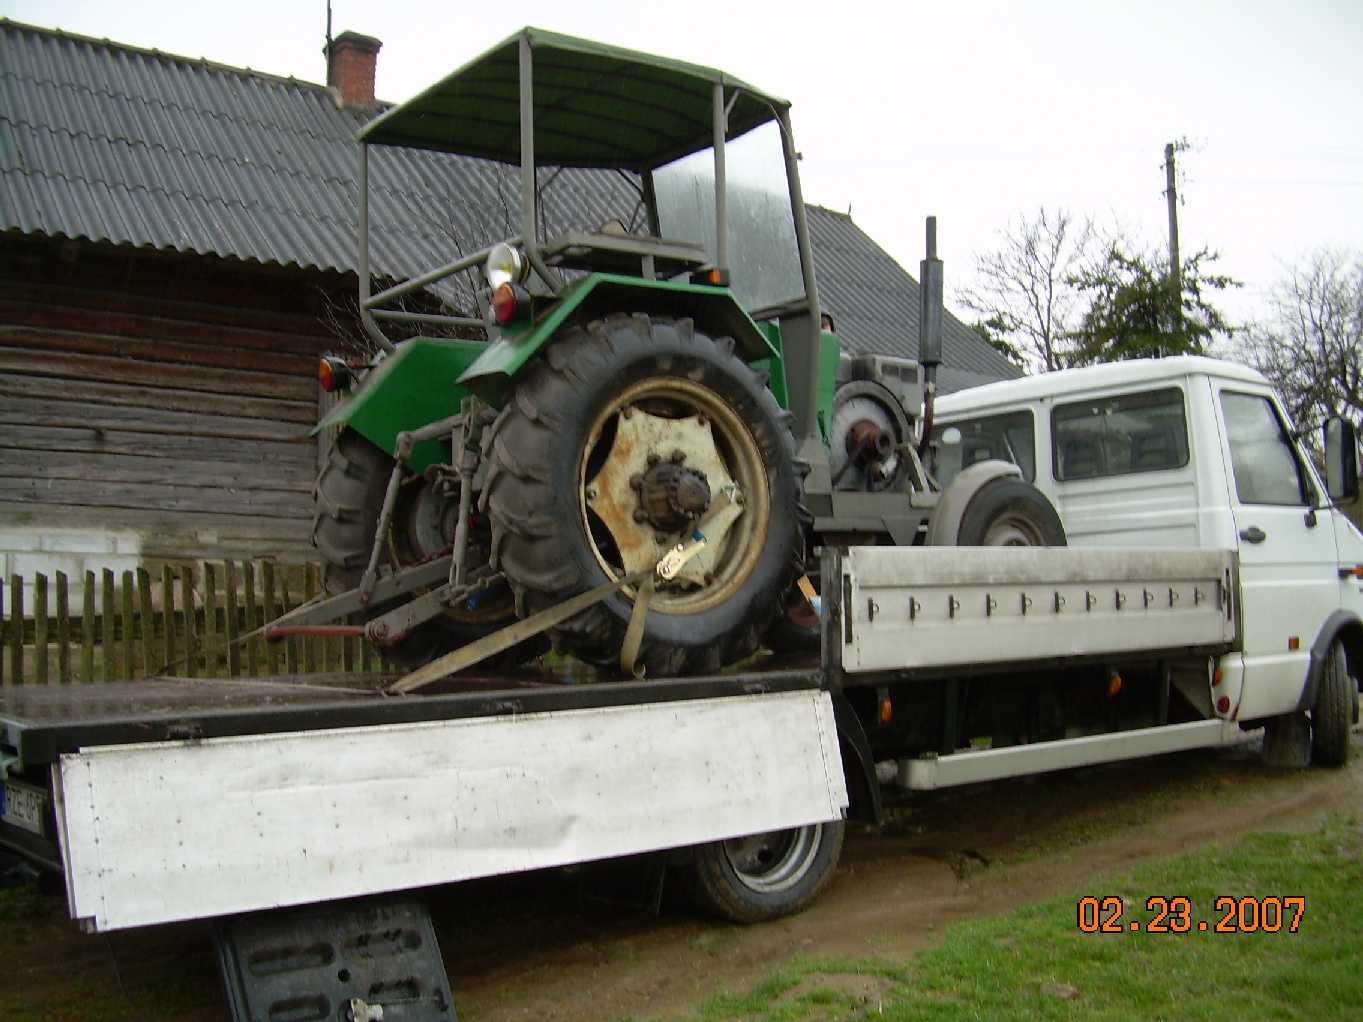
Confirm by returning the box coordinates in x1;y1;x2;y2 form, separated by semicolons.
0;237;361;562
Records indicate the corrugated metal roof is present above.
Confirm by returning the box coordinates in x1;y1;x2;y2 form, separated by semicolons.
806;206;1020;391
0;19;1018;391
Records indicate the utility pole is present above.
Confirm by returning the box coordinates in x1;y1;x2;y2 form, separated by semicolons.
1163;142;1182;347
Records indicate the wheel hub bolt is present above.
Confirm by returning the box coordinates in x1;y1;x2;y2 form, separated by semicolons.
670;450;686;464
585;486;598;500
647;452;661;466
629;473;643;491
633;509;649;523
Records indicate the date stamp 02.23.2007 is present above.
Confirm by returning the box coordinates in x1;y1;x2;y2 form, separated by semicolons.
1076;895;1305;934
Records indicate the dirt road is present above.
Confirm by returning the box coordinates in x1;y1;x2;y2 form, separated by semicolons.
7;732;1361;1021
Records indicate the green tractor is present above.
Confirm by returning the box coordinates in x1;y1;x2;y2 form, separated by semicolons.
301;28;1063;680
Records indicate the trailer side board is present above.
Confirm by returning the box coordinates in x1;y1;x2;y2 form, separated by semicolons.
54;689;847;931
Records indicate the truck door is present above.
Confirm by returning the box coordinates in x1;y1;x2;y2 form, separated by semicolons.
1215;387;1339;719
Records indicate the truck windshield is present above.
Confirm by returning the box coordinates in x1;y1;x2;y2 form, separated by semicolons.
653;122;804;311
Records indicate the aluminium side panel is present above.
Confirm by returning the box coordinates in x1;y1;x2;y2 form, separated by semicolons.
54;690;846;932
840;546;1237;673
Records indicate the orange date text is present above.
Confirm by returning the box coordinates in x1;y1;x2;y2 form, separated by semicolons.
1075;895;1305;934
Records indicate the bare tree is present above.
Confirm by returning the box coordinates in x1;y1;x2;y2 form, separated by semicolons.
1243;248;1363;436
957;207;1100;372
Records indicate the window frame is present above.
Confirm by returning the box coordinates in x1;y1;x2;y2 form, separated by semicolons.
1049;385;1191;483
1217;388;1313;508
933;408;1038;486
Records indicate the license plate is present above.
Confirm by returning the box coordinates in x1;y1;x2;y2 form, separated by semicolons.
0;780;48;836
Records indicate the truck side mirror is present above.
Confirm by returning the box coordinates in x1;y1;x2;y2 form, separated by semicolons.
1324;416;1360;502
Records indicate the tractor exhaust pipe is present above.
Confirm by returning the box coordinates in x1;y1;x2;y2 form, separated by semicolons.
918;217;943;453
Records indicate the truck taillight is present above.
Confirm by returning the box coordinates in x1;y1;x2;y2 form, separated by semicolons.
318;356;352;393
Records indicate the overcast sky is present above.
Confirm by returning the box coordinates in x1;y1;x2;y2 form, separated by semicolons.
5;0;1361;329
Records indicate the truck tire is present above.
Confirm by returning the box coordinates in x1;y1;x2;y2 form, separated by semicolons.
312;429;530;668
482;313;804;677
680;820;844;923
955;477;1067;546
1311;640;1353;767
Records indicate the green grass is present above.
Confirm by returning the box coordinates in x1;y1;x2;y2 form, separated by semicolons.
694;814;1363;1021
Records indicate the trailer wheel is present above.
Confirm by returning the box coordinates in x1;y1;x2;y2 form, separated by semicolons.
1311;640;1354;767
955;477;1066;546
482;313;804;677
680;820;844;923
312;429;533;668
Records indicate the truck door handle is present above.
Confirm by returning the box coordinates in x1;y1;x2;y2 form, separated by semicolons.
1239;526;1266;544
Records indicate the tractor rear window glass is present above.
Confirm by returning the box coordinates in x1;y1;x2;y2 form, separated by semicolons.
1051;388;1189;481
933;411;1036;488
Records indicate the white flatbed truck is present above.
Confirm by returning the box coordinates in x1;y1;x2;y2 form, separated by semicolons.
3;358;1361;1020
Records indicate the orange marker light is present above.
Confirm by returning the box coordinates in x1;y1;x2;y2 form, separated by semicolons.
879;697;893;725
318;356;350;393
1107;671;1122;697
1288;636;1300;651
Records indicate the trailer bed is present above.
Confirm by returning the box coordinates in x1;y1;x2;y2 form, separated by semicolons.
0;663;821;769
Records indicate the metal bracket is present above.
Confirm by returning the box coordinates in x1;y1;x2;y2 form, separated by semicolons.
389;571;648;694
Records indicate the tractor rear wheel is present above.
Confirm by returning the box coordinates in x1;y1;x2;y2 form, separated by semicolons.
482;313;804;677
312;429;527;668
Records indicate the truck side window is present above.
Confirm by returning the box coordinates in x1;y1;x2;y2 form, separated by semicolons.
932;411;1035;488
1219;392;1308;506
1052;388;1189;481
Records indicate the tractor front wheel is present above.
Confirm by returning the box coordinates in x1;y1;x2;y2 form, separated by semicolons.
311;429;526;667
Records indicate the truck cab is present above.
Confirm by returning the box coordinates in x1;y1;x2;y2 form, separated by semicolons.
933;355;1363;728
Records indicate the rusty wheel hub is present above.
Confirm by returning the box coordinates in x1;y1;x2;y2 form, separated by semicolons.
636;461;711;532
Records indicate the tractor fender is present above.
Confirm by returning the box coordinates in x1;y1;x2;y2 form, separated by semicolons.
457;273;779;403
830;688;883;824
1294;610;1363;721
925;460;1024;546
309;337;487;474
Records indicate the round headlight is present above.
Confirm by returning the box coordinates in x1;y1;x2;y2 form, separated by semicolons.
484;243;526;289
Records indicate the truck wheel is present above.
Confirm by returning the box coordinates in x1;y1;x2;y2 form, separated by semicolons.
955;478;1066;546
680;820;844;923
482;313;804;677
1311;640;1353;767
312;429;530;668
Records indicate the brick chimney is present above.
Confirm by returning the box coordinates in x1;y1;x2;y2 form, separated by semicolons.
326;31;382;107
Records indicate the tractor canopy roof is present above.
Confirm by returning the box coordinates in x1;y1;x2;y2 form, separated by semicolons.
358;27;788;171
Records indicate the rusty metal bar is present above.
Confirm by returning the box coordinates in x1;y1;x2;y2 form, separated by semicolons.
266;624;366;641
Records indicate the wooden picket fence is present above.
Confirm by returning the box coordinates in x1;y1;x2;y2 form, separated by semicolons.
0;560;382;685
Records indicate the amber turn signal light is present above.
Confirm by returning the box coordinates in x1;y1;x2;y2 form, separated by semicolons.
318;356;352;393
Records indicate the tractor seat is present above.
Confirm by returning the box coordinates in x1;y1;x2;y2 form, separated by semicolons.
541;230;709;279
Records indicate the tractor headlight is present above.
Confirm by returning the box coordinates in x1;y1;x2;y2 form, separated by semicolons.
484;243;526;289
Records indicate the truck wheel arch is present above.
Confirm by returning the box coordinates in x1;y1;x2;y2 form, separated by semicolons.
1296;611;1363;722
